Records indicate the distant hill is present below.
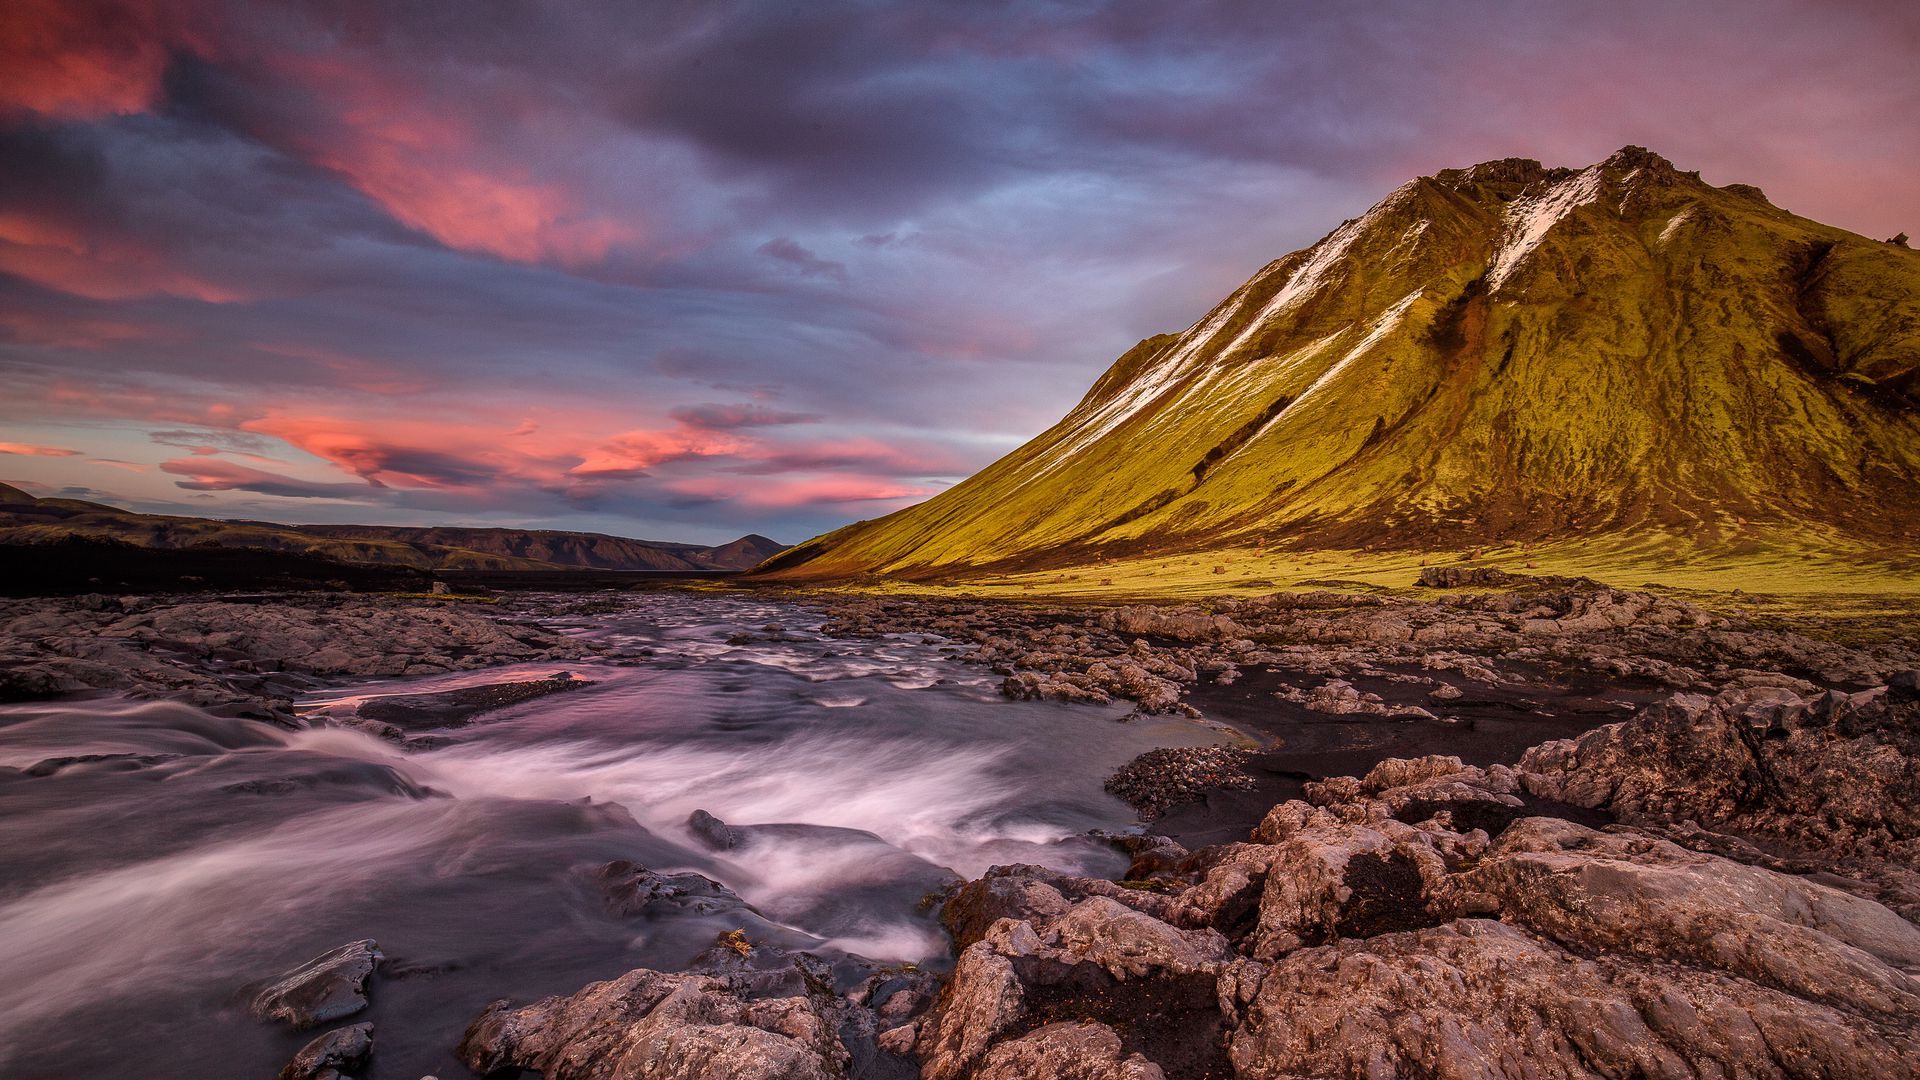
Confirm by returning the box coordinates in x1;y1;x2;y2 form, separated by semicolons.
0;484;786;572
762;147;1920;583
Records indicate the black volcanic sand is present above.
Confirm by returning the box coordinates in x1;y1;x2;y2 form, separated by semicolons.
1150;661;1669;847
354;674;592;729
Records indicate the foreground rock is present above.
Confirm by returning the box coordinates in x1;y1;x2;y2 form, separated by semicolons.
885;678;1920;1078
279;1023;373;1080
249;940;383;1029
431;661;1920;1080
1227;918;1918;1078
456;942;925;1080
1520;680;1920;864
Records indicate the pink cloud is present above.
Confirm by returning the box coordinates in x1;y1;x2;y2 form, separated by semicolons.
0;0;208;121
158;457;374;499
0;441;80;456
728;436;967;476
0;308;181;348
249;342;433;395
667;474;936;510
256;50;643;268
0;212;250;303
570;426;746;479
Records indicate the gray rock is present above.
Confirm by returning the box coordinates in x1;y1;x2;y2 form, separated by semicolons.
250;940;383;1029
686;808;740;850
592;859;747;917
278;1022;373;1080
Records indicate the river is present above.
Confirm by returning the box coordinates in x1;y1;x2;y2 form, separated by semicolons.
0;593;1219;1078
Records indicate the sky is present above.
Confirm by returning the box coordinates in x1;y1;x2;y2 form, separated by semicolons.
1;1;1915;545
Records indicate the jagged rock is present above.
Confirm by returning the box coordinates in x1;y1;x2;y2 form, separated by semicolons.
1454;817;1920;1020
1225;919;1920;1079
458;965;849;1080
942;871;1074;951
1275;678;1435;719
1519;684;1920;860
1050;896;1233;979
0;593;588;719
917;910;1229;1080
1099;606;1247;643
974;1021;1166;1080
916;933;1030;1080
1416;565;1533;588
592;860;747;917
1244;817;1448;959
278;1023;373;1080
249;940;383;1030
941;865;1178;951
685;808;741;851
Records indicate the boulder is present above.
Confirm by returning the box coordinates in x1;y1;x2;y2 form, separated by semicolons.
1226;919;1920;1079
459;966;848;1080
974;1021;1166;1080
250;940;383;1029
278;1023;373;1080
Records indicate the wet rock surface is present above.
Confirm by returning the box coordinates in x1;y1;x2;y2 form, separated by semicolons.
248;940;383;1030
591;859;749;918
278;1022;373;1080
456;947;875;1080
354;671;590;729
0;593;587;725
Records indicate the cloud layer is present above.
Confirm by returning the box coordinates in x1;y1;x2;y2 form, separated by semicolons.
2;0;1916;541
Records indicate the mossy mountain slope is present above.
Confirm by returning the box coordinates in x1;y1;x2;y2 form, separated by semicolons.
764;148;1920;582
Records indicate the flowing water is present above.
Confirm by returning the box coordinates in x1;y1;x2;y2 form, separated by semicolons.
0;594;1217;1078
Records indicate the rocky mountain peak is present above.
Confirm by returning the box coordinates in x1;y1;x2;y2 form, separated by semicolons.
765;147;1920;581
1431;157;1561;190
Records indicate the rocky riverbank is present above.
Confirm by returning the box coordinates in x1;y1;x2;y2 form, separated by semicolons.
437;673;1920;1080
814;578;1920;842
0;593;588;726
4;579;1917;1079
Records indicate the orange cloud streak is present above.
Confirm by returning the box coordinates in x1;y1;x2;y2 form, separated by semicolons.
0;442;81;456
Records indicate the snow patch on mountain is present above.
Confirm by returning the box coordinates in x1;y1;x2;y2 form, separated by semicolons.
1488;166;1606;289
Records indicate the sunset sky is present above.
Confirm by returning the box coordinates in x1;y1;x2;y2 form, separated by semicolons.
2;0;1915;544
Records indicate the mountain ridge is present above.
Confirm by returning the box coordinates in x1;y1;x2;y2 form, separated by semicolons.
761;147;1920;585
0;483;785;572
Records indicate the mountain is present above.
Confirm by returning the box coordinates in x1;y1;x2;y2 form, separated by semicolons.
0;484;784;572
762;147;1920;585
292;524;788;571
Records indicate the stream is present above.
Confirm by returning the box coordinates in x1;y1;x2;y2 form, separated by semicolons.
0;593;1219;1079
